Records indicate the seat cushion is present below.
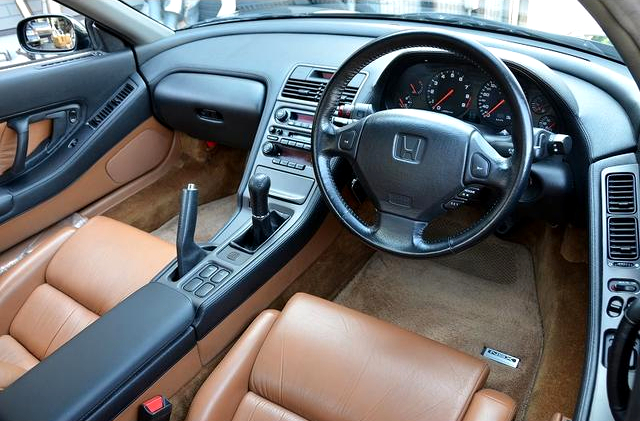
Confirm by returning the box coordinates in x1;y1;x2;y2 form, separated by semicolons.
10;284;98;360
46;216;176;315
186;293;516;421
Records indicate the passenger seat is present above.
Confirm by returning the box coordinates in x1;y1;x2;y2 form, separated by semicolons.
0;216;175;389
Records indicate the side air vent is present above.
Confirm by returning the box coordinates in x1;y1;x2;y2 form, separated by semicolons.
607;173;636;213
608;217;639;260
88;82;135;129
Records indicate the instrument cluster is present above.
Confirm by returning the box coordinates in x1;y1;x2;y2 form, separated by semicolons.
383;59;561;133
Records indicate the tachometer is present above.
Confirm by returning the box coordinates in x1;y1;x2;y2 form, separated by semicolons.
426;69;471;117
478;80;512;128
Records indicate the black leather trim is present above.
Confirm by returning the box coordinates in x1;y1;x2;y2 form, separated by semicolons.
0;283;195;421
0;72;151;226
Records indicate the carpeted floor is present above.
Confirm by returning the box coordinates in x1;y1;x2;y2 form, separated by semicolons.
104;136;246;233
334;235;542;421
152;194;238;243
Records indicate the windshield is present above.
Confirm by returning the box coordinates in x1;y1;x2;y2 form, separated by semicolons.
123;0;618;60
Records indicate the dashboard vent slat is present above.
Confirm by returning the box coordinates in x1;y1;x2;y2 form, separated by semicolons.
608;217;639;260
281;78;360;105
88;82;135;129
607;173;637;213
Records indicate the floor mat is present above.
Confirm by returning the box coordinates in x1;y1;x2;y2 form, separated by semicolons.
152;195;237;243
334;236;542;420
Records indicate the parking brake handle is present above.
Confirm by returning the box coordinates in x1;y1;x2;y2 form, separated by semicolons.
177;183;207;278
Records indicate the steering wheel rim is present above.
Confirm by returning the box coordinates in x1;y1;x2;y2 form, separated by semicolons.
312;30;534;257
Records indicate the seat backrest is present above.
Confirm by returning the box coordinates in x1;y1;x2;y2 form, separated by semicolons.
249;294;490;421
8;216;175;360
186;293;517;421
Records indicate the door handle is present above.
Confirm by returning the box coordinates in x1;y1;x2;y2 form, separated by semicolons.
6;117;29;175
3;104;80;177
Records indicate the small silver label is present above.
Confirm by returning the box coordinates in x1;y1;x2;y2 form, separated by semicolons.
481;347;520;368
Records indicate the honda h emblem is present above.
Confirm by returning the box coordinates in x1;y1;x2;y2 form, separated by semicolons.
392;133;424;164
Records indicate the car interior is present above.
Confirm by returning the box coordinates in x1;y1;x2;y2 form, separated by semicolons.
0;0;639;420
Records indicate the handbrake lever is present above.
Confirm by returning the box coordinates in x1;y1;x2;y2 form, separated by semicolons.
176;183;207;278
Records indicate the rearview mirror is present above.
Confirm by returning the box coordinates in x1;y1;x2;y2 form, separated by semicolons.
16;15;89;54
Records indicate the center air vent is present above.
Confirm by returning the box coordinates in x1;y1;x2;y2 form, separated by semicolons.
281;65;365;105
607;173;636;213
608;217;639;260
88;82;135;129
281;79;360;105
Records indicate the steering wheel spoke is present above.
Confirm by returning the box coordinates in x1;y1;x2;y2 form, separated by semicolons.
373;211;430;255
317;117;365;162
464;131;512;191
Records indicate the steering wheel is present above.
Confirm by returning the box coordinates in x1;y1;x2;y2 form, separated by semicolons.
312;30;534;257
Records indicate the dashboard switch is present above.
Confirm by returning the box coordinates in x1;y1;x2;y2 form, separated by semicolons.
607;296;624;317
470;153;490;178
262;142;279;156
339;130;357;150
609;279;640;293
275;109;289;122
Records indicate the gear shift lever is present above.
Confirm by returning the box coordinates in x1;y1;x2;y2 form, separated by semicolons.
249;173;274;245
177;183;207;278
232;173;287;253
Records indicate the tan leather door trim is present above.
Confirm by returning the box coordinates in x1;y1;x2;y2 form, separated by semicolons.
0;118;175;252
0;120;52;175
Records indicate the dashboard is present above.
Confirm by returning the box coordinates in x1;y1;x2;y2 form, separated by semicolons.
382;54;562;134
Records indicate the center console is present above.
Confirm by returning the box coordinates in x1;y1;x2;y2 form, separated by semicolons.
153;64;367;338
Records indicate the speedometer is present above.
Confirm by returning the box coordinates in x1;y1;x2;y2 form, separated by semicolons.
478;80;512;128
425;69;471;117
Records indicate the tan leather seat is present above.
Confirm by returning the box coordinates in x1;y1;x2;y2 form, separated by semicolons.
186;293;516;421
0;216;175;389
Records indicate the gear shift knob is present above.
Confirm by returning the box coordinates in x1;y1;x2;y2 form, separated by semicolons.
249;173;271;218
248;173;273;244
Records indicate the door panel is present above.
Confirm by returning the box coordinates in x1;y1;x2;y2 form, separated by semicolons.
0;118;174;251
0;38;176;251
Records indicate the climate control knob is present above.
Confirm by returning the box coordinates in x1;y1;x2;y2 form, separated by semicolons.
262;142;279;156
275;109;289;122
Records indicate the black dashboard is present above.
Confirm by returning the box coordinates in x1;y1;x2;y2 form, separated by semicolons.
381;53;562;134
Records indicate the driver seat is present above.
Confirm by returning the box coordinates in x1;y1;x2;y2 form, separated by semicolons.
186;293;516;421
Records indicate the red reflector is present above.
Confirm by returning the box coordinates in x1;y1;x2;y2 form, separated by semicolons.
143;396;164;414
206;141;217;148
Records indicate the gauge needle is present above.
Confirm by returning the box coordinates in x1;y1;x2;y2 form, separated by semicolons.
410;83;417;94
484;99;505;117
432;89;454;109
399;97;406;107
